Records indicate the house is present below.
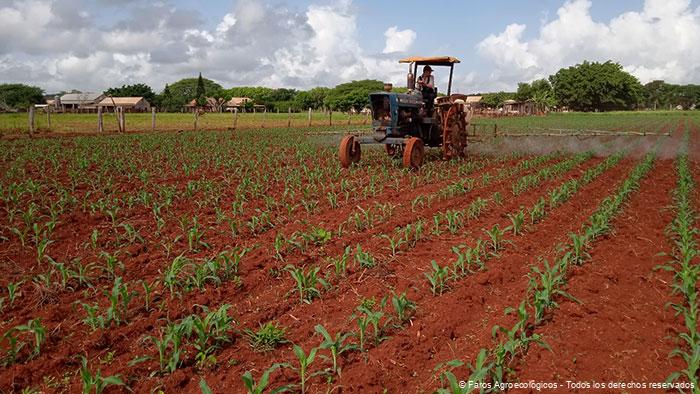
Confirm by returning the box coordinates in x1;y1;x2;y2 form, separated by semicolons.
59;93;105;112
184;97;224;113
97;97;151;112
225;97;265;112
503;99;536;115
225;97;252;111
465;95;483;112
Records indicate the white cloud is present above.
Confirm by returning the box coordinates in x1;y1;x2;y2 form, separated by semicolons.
0;0;412;93
383;26;416;54
476;0;700;90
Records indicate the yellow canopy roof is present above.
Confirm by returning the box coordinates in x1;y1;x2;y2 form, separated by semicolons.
398;56;461;65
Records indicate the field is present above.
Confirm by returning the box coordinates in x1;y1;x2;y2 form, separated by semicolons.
0;111;370;135
0;112;699;393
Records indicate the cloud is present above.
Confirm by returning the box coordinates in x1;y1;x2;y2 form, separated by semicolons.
476;0;700;90
0;0;413;93
383;26;416;54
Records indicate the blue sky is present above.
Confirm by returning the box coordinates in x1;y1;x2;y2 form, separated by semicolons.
0;0;698;94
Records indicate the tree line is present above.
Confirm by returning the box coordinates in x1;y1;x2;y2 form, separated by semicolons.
1;60;699;112
480;61;700;112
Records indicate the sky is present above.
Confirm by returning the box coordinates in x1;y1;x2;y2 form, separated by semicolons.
1;0;699;95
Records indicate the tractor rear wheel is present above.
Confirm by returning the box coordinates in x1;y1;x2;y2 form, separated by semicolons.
402;137;424;169
339;135;361;168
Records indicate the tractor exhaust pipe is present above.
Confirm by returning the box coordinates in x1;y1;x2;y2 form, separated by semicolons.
407;64;414;90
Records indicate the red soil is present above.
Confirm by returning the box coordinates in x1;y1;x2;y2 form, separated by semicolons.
0;121;694;394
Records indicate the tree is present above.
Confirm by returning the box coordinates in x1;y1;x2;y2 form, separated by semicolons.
104;83;156;105
163;77;223;111
293;90;315;111
157;84;178;112
0;84;44;110
324;80;384;111
195;73;206;106
479;91;515;108
549;61;642;111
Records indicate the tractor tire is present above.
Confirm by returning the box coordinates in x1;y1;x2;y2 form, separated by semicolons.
339;135;361;168
402;137;424;169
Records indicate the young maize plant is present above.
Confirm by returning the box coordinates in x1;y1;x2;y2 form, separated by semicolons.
241;363;293;394
315;324;356;377
451;151;654;391
657;138;700;389
390;291;417;325
507;210;525;236
285;264;328;304
483;224;511;255
78;355;125;394
425;260;450;296
354;244;376;268
326;246;351;277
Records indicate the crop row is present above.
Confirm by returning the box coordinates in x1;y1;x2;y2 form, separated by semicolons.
433;152;656;393
658;130;699;388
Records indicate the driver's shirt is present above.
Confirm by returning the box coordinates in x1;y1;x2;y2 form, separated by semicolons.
416;75;434;90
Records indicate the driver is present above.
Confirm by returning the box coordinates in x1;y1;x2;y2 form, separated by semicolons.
416;65;436;114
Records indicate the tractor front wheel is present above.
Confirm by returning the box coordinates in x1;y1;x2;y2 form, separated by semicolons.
402;137;424;169
339;135;361;168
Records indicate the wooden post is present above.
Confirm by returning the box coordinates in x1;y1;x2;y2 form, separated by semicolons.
151;107;156;132
307;108;312;127
494;123;498;137
261;108;266;128
46;106;51;130
347;111;351;125
329;110;332;126
98;106;103;132
287;107;291;128
194;110;199;132
119;107;126;132
28;105;35;134
233;108;239;129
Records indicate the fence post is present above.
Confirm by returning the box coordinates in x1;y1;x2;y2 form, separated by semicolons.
98;106;103;132
261;108;266;128
329;109;332;126
347;112;351;125
119;107;126;132
47;106;51;130
287;107;291;128
151;107;156;132
28;105;35;134
194;109;198;132
493;123;497;137
233;108;238;130
308;108;312;127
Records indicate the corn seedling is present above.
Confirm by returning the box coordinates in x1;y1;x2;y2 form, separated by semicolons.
78;355;124;394
315;324;356;377
391;291;416;325
291;344;318;394
425;260;450;295
354;244;376;268
241;363;292;394
326;246;350;277
285;264;327;304
483;224;511;255
508;210;525;236
568;232;591;265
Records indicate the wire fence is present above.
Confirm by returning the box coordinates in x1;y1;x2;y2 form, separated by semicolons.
1;107;373;135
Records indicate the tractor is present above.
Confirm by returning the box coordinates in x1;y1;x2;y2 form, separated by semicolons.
339;56;472;169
